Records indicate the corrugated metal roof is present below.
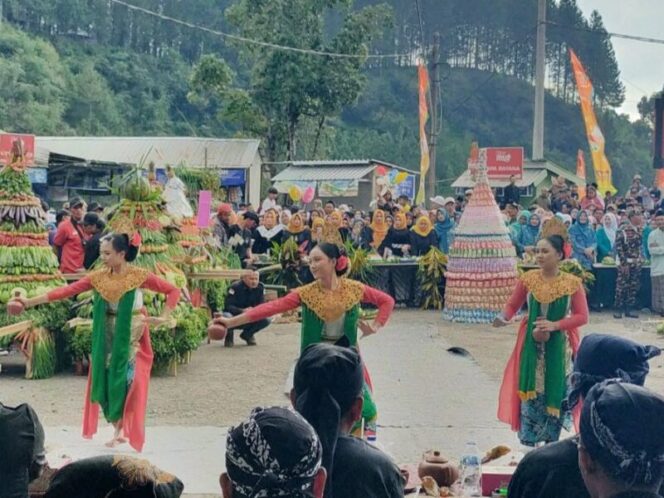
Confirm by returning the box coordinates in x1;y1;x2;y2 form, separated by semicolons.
272;165;375;181
36;137;261;169
452;169;547;188
287;159;418;175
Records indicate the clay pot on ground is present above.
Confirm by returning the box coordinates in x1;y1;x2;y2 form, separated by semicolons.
417;450;460;487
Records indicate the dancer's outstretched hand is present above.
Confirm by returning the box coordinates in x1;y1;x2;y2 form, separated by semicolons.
359;320;379;338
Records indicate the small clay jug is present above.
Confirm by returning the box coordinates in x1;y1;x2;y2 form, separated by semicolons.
7;292;25;316
417;450;460;487
208;323;227;341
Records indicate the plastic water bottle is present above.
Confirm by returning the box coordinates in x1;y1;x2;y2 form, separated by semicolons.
460;441;482;497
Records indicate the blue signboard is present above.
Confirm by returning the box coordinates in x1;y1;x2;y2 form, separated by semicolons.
219;169;246;187
393;174;416;201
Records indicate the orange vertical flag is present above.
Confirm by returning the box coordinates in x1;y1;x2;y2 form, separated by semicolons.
569;49;616;194
656;169;664;189
576;149;586;198
415;61;430;205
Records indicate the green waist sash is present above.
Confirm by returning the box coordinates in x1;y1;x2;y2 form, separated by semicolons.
90;289;136;422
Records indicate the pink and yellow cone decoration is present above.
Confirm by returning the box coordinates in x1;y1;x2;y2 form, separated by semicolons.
443;144;518;323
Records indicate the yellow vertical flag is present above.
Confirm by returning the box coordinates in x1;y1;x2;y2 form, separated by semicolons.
576;149;586;198
415;61;430;205
569;49;617;194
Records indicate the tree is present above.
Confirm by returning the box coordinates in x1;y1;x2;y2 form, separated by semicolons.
205;0;393;162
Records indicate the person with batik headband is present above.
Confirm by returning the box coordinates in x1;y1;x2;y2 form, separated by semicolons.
9;233;180;451
292;344;404;498
508;334;662;498
494;234;589;447
409;215;438;256
221;406;326;498
253;208;283;254
369;209;389;250
578;381;664;498
211;243;395;437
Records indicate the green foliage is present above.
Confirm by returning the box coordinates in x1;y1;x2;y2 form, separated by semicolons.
268;239;304;289
417;248;448;310
345;241;375;284
65;323;92;362
150;327;177;373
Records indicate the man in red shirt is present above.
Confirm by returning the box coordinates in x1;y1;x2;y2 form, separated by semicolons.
53;197;87;273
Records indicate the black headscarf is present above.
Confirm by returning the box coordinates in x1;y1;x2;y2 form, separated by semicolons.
580;380;664;487
45;455;184;498
225;406;322;498
565;334;661;410
293;343;364;498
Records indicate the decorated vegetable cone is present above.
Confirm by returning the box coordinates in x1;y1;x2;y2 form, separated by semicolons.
107;172;187;291
443;145;518;323
0;147;67;378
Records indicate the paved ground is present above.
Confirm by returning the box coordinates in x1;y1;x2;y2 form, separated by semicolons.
3;308;664;496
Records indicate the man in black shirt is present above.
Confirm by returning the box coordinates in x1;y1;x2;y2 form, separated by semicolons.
223;271;269;347
503;175;521;206
81;212;106;269
292;344;405;498
0;402;47;498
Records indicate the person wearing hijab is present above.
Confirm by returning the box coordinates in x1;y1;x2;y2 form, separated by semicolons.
409;215;438;256
508;334;661;498
45;455;183;498
292;344;404;498
221;406;326;498
515;213;541;258
434;208;454;253
569;210;597;269
596;213;618;262
578;381;664;498
311;217;325;247
283;212;312;253
350;219;373;251
252;208;283;254
378;212;411;257
370;210;389;250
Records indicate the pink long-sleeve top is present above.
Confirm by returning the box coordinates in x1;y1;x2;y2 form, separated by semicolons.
245;284;395;326
47;274;181;309
502;280;589;331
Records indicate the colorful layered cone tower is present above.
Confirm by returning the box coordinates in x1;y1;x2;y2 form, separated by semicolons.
443;144;518;323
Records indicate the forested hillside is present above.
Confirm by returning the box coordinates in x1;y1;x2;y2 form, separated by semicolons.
0;0;657;191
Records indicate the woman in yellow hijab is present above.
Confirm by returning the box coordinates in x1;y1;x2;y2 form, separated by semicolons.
370;209;389;250
322;210;345;246
410;215;439;256
283;212;312;253
311;217;325;247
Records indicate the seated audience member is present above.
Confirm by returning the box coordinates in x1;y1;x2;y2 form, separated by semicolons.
222;271;269;347
508;334;661;498
221;406;326;498
578;381;664;498
45;455;183;498
409;215;438;256
0;402;47;498
292;343;405;498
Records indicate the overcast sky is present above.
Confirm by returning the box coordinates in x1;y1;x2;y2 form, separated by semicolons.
576;0;664;120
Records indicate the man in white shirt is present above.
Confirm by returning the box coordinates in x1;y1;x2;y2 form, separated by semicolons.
648;210;664;316
260;187;279;213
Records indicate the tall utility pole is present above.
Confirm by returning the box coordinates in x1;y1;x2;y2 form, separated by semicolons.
532;0;546;160
428;32;441;197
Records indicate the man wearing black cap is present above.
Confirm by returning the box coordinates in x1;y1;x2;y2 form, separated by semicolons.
229;211;258;267
53;197;87;273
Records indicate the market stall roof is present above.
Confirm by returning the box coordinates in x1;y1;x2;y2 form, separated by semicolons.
451;159;583;189
272;159;417;182
36;136;261;169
